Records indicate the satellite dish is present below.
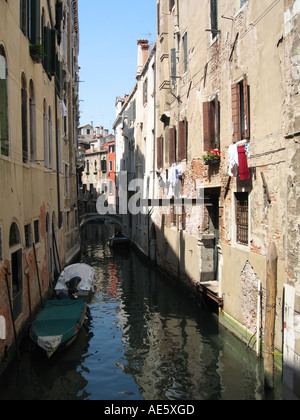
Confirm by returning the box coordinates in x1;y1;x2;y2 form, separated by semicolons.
0;316;6;340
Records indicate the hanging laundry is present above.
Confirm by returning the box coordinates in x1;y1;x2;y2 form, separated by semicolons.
237;145;250;180
228;144;239;177
61;101;67;118
245;143;251;158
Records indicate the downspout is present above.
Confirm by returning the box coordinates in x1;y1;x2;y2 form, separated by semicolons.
55;91;61;228
47;0;61;229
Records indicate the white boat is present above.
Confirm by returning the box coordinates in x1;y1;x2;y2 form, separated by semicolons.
55;263;95;298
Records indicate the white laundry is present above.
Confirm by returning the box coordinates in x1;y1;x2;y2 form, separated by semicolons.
228;144;239;177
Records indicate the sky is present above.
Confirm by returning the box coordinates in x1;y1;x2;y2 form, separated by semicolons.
78;0;157;133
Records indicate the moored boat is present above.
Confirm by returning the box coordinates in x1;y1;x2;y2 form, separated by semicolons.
55;263;95;298
108;233;131;248
30;300;87;358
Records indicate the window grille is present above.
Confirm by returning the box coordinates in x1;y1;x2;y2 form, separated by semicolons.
25;223;33;249
236;192;248;245
34;220;40;244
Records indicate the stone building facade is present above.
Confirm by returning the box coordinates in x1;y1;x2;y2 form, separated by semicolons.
113;0;300;397
0;0;80;371
152;0;300;397
113;40;156;256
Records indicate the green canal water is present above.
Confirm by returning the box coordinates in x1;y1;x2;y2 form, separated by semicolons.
0;223;283;400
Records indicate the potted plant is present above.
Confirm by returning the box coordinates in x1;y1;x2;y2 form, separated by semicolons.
29;43;46;63
203;149;221;165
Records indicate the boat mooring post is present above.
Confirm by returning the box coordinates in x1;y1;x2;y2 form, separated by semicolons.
4;269;21;360
264;242;278;390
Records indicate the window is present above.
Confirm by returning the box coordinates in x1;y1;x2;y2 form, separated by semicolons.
143;78;148;106
210;0;218;40
34;219;40;243
109;180;114;195
21;73;28;163
20;0;29;36
65;164;69;197
9;223;23;319
169;126;176;164
235;192;249;246
203;96;220;151
21;0;40;42
101;159;107;172
29;0;41;44
43;26;55;76
43;99;48;167
232;75;250;142
182;32;188;73
25;223;33;249
240;0;247;7
48;106;53;169
29;80;36;161
169;0;175;11
157;136;164;169
178;119;188;161
0;47;8;156
109;160;113;171
66;211;70;232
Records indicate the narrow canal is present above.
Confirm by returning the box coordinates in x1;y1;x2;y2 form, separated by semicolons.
0;223;283;400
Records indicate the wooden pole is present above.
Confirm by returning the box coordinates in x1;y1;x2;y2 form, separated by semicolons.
264;242;278;389
33;243;43;307
5;271;20;360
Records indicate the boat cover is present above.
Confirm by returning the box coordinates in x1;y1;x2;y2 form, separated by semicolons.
31;300;86;345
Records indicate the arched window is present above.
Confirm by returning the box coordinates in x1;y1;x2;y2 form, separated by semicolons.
0;46;8;156
29;80;37;161
21;73;28;163
9;222;21;248
48;106;53;169
43;99;48;167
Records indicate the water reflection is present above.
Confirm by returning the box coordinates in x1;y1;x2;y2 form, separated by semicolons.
0;223;282;400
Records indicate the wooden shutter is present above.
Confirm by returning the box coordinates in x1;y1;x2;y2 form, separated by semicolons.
55;55;63;99
178;119;187;161
215;96;220;148
243;74;250;139
157;136;163;169
169;127;176;164
43;27;56;76
0;80;8;148
203;102;214;151
231;83;241;143
30;0;41;44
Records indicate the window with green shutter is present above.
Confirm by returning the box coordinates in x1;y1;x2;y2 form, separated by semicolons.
29;0;41;44
43;27;56;76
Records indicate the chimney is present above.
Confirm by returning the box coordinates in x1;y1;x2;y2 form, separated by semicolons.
137;39;149;75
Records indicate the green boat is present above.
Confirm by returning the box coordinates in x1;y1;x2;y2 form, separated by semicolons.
30;300;87;358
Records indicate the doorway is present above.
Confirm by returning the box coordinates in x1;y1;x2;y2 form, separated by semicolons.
9;222;23;319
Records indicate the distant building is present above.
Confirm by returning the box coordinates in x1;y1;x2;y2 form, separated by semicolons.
113;40;156;255
78;124;115;215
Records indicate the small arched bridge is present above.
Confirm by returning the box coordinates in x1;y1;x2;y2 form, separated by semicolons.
79;212;123;228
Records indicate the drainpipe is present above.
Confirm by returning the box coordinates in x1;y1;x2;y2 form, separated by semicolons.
55;92;61;228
